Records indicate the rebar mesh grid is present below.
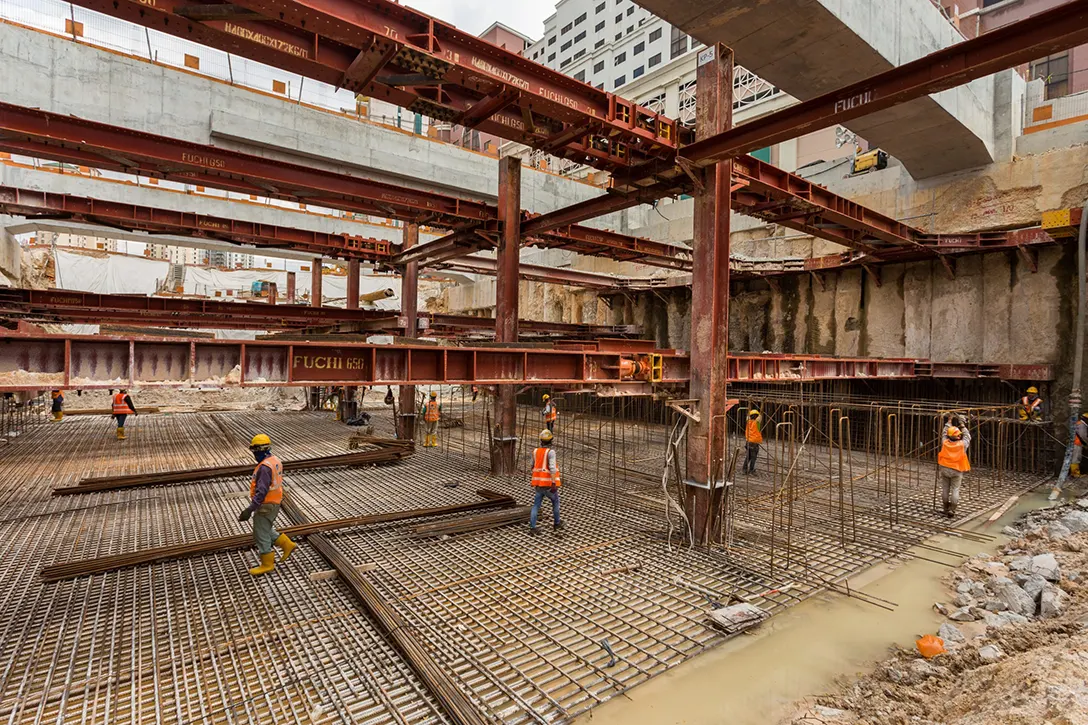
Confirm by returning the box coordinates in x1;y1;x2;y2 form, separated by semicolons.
0;401;1050;724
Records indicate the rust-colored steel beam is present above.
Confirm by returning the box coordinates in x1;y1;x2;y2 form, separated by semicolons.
0;184;396;262
65;0;685;172
679;0;1088;169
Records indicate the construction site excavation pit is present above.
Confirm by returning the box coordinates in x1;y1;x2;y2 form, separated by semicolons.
0;382;1060;724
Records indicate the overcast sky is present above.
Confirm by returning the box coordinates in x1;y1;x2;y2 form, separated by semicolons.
404;0;551;40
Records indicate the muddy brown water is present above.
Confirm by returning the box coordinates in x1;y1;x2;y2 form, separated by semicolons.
575;491;1054;725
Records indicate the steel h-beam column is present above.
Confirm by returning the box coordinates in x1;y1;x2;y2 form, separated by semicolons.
492;156;521;475
685;45;734;545
311;258;323;306
343;257;362;419
398;223;420;441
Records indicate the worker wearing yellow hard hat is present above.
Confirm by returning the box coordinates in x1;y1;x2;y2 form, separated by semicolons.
742;408;763;474
238;433;296;575
529;428;565;536
542;393;558;433
1018;386;1044;422
422;391;441;447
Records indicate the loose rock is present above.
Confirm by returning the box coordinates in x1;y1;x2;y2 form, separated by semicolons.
982;598;1008;613
953;592;974;607
983;610;1030;629
948;606;976;622
1020;572;1049;600
978;644;1004;662
1046;522;1073;540
1059;509;1088;533
1030;553;1061;582
1008;555;1031;572
1039;584;1068;619
990;577;1037;616
937;622;965;643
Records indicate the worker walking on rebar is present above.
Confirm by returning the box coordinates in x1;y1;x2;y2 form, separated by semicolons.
530;428;565;536
422;391;441;447
111;389;137;440
743;408;763;474
238;433;296;576
1071;412;1088;478
50;389;64;422
937;415;972;518
1018;386;1044;422
542;394;558;433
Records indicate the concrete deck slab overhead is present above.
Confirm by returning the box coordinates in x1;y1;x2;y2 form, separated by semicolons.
637;0;995;178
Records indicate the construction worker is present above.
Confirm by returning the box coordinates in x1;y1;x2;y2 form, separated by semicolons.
530;428;565;535
50;389;64;422
1018;386;1044;422
422;391;441;447
237;434;296;575
1071;412;1088;478
471;385;479;403
542;393;558;433
937;415;972;518
111;389;137;440
743;408;763;474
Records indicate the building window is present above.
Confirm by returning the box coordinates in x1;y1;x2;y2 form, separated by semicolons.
574;31;585;42
627;25;634;34
615;32;622;41
575;70;586;81
648;52;661;68
595;20;605;31
626;6;634;15
561;58;572;68
639;18;646;26
1032;53;1070;99
614;75;626;88
671;27;688;59
595;39;605;48
632;65;643;79
615;14;622;23
576;12;586;24
548;52;556;63
548;36;556;45
574;49;586;59
561;40;572;51
649;28;661;42
594;60;605;73
596;2;605;12
562;23;572;34
614;51;626;65
633;41;644;55
596;83;605;89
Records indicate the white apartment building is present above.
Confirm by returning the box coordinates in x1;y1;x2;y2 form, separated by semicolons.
36;230;119;253
148;244;208;266
519;0;856;175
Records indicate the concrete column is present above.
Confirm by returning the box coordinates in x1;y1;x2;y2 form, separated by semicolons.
346;259;361;309
684;44;734;545
398;223;419;441
286;271;296;303
492;156;521;475
311;258;322;307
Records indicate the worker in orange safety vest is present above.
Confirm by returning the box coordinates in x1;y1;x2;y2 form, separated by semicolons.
742;408;763;474
422;391;441;447
111;389;137;440
542;393;558;433
937;415;972;518
529;428;565;536
237;433;296;575
1018;386;1044;422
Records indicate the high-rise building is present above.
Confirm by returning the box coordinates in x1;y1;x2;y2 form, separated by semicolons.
36;230;119;253
148;244;208;266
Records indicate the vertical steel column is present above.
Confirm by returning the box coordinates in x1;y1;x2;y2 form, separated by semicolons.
684;44;734;543
492;156;521;475
398;223;420;441
347;259;361;309
311;258;323;307
286;271;297;303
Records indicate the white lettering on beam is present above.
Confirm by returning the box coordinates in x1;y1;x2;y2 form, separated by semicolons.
833;91;873;115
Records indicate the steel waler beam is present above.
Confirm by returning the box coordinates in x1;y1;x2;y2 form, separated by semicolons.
398;223;419;440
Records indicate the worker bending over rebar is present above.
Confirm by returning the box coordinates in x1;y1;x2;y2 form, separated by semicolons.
238;433;296;575
529;429;565;536
937;415;971;518
743;408;762;474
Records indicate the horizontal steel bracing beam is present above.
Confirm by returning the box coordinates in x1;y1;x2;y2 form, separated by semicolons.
65;0;684;172
678;0;1088;169
0;105;691;269
0;288;639;338
0;331;1052;391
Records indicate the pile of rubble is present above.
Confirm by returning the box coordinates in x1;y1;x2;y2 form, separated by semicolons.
784;498;1088;725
